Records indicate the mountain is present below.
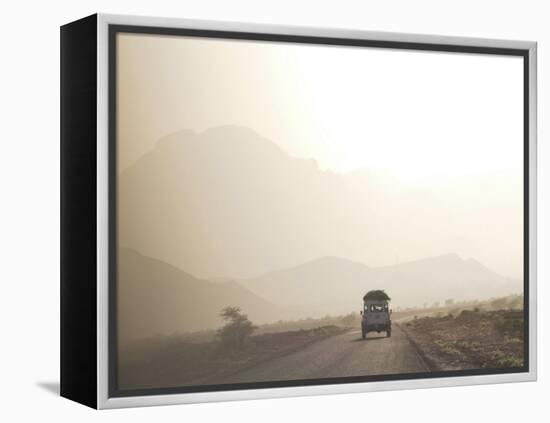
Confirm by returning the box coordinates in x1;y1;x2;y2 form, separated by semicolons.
119;125;352;280
117;248;521;344
241;254;522;316
118;248;280;344
119;125;488;280
241;256;371;311
367;254;522;308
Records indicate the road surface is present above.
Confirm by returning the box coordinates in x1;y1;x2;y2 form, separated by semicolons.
214;324;428;384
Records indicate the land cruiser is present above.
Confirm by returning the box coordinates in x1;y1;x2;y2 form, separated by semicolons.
361;290;392;339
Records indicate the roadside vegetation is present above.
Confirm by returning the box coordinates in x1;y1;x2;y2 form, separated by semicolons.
119;306;347;390
119;294;525;388
401;295;524;371
217;306;258;349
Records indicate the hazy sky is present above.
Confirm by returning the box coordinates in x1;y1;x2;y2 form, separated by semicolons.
117;33;523;183
116;32;524;278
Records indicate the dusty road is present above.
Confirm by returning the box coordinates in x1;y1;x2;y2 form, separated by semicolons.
214;324;428;384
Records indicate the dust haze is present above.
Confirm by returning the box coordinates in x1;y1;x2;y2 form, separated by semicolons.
114;33;525;386
117;124;523;343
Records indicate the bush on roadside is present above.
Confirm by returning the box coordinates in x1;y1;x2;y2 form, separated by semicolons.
217;306;258;350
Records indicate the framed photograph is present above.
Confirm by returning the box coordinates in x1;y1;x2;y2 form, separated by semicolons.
60;13;537;409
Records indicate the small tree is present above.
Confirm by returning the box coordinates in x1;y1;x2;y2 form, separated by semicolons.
217;306;257;349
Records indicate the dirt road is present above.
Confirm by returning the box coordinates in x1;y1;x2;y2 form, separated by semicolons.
213;324;429;384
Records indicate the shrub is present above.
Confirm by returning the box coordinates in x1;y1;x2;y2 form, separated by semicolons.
217;306;257;350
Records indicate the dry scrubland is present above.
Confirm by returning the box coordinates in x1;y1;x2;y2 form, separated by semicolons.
401;296;524;370
119;295;524;389
119;325;347;389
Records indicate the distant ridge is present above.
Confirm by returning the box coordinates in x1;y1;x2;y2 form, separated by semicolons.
241;253;522;316
118;248;280;344
118;248;521;341
119;124;522;286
